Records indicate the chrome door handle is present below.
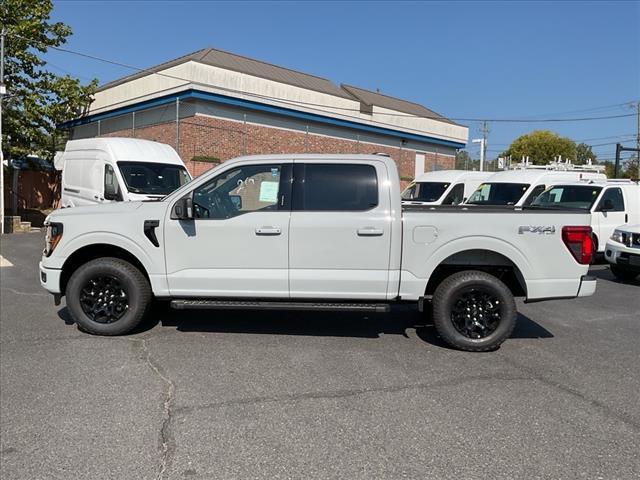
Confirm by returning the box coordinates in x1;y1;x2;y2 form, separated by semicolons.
255;227;281;236
357;227;384;236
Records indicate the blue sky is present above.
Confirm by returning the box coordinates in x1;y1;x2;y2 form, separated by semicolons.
47;0;639;163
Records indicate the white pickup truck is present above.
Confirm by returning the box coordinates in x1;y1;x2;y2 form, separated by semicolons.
39;154;596;351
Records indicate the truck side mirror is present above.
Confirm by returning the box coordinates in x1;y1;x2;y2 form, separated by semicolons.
104;183;120;201
172;196;194;220
229;194;242;210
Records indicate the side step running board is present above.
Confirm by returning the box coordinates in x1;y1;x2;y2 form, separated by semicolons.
170;299;390;313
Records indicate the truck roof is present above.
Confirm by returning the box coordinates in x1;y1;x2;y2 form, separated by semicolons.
63;137;184;166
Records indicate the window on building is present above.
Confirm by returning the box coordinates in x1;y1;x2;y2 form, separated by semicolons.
193;164;282;219
293;164;378;211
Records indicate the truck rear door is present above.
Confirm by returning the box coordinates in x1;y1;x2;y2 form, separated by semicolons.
288;161;391;299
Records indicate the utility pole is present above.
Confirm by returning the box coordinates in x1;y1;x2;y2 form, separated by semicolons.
1;28;6;235
479;120;490;171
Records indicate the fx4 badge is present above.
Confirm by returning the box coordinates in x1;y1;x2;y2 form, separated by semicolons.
518;225;556;235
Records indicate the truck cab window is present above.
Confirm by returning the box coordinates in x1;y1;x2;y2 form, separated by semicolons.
193;164;282;219
293;164;378;211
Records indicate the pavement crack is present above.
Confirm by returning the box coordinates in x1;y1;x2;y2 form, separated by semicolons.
498;353;640;432
0;287;51;298
174;375;531;416
131;338;175;480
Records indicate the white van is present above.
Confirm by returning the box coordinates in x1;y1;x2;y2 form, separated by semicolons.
530;180;640;253
466;168;607;207
401;170;492;206
56;138;191;207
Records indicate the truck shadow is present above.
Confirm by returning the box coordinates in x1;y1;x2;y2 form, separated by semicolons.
136;303;553;349
588;265;640;286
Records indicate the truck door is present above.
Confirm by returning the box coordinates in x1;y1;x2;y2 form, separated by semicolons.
164;162;292;298
593;187;626;252
288;161;391;299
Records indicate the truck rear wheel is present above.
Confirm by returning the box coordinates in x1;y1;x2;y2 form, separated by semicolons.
431;270;517;352
66;257;151;335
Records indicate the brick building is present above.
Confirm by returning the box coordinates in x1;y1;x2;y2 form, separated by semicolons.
62;48;468;180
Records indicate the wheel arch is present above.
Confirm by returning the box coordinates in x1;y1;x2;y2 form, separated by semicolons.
60;244;150;296
424;248;528;297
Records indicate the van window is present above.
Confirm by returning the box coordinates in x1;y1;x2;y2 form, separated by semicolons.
117;162;190;195
401;182;450;202
467;183;530;205
441;183;465;205
597;187;625;212
531;185;602;210
293;164;378;211
523;184;546;206
104;164;122;200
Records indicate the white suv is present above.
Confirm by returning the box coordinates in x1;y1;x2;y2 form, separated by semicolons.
605;224;640;282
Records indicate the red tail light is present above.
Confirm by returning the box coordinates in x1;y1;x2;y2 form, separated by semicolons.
562;226;593;265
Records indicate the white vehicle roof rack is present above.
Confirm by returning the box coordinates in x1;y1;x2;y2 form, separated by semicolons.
507;156;605;174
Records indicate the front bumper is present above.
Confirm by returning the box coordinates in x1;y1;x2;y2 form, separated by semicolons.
577;275;597;297
605;243;640;272
39;261;62;295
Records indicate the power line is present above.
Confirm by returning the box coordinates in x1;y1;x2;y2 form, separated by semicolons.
6;32;638;124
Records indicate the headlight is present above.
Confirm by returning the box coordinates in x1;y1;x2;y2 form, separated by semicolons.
610;229;625;244
44;222;63;257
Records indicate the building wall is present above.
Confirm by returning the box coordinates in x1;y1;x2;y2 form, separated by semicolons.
97;113;454;183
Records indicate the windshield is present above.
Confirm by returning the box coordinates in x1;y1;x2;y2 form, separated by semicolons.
530;185;602;210
117;161;190;195
401;182;450;202
467;183;530;206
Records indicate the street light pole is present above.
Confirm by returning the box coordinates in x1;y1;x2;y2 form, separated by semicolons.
1;28;6;235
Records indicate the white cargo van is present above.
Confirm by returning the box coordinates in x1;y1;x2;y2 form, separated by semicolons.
530;180;640;253
401;170;492;206
55;138;191;207
466;168;606;207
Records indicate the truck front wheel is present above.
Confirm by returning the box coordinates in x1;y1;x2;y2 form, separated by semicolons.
431;270;517;352
66;257;151;335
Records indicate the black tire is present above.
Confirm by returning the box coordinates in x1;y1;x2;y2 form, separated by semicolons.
66;257;151;335
610;265;639;282
432;270;517;352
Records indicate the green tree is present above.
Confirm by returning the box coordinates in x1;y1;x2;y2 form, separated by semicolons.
575;142;598;164
503;130;577;165
1;0;97;160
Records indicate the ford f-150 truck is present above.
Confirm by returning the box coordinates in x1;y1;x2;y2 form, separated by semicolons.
39;154;596;351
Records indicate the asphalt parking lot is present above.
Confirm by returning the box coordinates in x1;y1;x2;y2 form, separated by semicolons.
1;232;639;479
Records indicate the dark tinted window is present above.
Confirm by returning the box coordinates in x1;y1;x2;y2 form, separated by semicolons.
442;183;465;205
531;185;602;210
467;183;530;205
523;184;546;206
598;187;625;212
118;161;190;195
401;182;449;202
294;164;378;211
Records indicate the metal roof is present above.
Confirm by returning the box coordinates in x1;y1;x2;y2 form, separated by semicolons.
341;84;458;126
97;47;352;99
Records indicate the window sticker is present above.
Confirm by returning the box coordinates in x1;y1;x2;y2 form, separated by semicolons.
259;181;279;202
271;168;279;177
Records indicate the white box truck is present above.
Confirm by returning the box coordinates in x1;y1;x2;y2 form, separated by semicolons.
54;138;191;207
